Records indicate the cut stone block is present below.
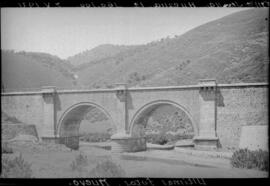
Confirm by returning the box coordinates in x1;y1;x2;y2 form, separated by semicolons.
239;125;268;151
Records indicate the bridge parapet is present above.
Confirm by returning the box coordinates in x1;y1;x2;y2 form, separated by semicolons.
2;82;267;95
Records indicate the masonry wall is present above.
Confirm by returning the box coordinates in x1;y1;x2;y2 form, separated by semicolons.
1;84;268;150
216;85;268;150
1;93;44;138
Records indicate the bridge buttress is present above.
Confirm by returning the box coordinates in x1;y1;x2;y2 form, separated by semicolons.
41;86;57;142
193;79;219;149
111;84;147;152
115;84;129;133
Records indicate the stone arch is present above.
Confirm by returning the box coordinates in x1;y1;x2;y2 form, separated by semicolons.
129;100;198;137
57;102;116;149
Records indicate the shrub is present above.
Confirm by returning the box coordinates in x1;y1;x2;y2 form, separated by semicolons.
89;157;126;177
156;135;168;145
127;72;146;85
1;153;32;178
92;83;100;89
231;148;269;171
2;142;13;154
146;132;193;145
146;133;168;145
70;152;89;171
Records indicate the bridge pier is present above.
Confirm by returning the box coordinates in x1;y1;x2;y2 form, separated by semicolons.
111;84;145;152
193;80;219;149
115;83;129;133
41;86;57;142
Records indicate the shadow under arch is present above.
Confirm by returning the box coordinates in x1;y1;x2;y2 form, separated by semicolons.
57;102;116;149
129;100;198;137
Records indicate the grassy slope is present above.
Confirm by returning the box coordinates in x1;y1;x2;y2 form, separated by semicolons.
68;44;137;66
143;8;269;86
1;50;77;91
75;8;268;88
2;9;267;90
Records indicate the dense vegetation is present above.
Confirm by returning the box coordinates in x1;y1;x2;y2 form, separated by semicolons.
231;148;269;171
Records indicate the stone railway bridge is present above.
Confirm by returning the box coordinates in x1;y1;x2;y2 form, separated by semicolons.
1;80;268;152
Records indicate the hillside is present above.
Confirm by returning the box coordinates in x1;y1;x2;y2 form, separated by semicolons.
2;8;268;91
74;8;268;88
1;50;78;91
68;44;137;66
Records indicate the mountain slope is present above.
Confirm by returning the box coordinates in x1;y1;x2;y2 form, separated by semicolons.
68;44;137;66
74;8;268;88
2;8;268;91
1;50;78;91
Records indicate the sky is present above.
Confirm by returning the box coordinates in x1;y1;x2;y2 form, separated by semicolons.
1;8;249;59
